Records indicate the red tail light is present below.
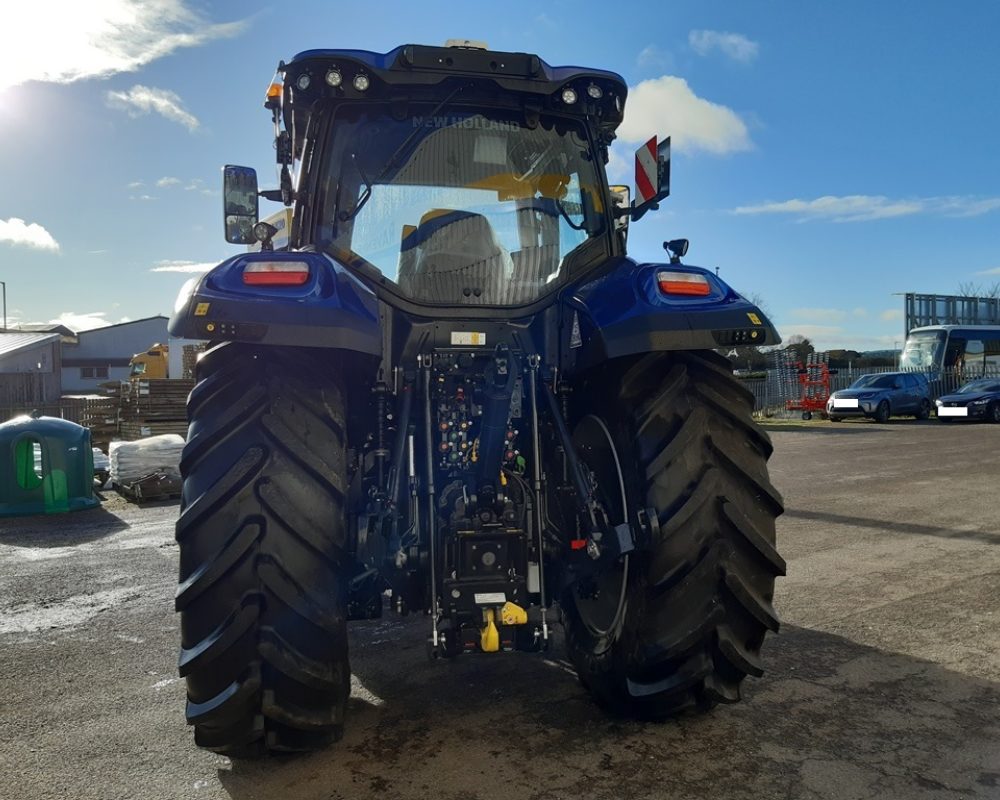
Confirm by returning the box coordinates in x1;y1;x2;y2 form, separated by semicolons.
657;270;711;296
242;260;310;286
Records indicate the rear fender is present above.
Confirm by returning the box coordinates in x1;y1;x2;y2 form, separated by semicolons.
168;251;382;355
562;258;779;373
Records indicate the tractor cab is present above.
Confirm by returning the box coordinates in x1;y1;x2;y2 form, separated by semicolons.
222;41;670;310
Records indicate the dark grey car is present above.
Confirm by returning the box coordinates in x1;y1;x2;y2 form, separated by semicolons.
826;372;932;422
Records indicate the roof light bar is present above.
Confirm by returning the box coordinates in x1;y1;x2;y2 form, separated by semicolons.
242;260;311;286
657;270;711;297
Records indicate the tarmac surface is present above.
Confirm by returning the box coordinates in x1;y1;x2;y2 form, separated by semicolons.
1;418;998;800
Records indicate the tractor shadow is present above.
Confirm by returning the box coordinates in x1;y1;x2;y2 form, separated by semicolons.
217;619;1000;800
0;503;129;547
760;419;942;435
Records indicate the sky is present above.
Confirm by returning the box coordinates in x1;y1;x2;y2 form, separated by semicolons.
1;0;999;351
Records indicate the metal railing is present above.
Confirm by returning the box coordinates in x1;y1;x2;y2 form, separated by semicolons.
743;365;1000;419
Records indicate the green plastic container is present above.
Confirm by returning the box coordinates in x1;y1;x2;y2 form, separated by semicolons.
0;415;99;517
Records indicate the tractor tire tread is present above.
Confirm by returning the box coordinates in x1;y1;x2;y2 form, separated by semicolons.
563;349;783;720
176;343;350;758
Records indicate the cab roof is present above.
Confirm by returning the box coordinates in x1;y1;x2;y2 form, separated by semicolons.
279;44;628;142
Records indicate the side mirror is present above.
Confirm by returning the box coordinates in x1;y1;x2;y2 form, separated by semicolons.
632;136;671;222
223;165;259;244
665;238;689;262
609;185;630;233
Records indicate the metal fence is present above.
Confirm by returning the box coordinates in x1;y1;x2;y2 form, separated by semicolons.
743;365;1000;419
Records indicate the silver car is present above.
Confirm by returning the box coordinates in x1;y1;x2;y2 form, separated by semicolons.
826;372;932;422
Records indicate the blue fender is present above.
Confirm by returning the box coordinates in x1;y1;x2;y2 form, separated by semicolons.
563;257;780;372
168;251;382;355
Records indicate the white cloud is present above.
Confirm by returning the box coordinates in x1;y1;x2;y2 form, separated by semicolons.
617;75;751;155
977;266;1000;275
156;176;181;187
880;309;903;321
937;197;1000;217
790;308;848;323
776;323;842;339
735;195;920;222
733;194;1000;223
150;259;218;273
106;85;199;130
0;217;60;251
184;179;203;191
0;1;249;91
636;45;671;71
130;194;157;201
127;180;144;189
689;30;759;63
49;312;112;331
853;308;869;318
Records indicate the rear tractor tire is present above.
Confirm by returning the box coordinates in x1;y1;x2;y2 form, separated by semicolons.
563;350;785;718
175;343;352;757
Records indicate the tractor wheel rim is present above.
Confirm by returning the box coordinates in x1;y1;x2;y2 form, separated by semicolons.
571;414;630;639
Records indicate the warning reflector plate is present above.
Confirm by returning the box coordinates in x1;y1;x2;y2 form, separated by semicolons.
635;136;658;205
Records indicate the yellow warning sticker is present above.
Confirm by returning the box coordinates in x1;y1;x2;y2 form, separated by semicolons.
194;302;211;316
451;331;487;346
747;312;762;325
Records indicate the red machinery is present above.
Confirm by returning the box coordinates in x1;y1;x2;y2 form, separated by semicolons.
785;360;836;420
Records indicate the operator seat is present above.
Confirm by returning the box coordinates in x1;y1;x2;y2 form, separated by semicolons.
397;209;511;304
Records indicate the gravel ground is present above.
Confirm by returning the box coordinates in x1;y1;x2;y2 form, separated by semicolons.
1;419;998;800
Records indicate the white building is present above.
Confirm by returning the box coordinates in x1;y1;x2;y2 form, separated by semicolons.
60;316;169;393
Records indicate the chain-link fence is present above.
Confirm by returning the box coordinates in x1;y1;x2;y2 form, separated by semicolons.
741;359;1000;419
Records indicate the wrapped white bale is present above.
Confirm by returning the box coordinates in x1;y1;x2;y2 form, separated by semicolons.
109;434;185;484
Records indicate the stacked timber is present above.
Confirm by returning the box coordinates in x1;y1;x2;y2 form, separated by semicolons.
119;378;193;440
182;343;208;379
60;394;121;450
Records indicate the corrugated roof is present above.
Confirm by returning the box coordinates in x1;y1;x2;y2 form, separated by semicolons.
13;323;76;336
77;315;168;334
0;331;59;359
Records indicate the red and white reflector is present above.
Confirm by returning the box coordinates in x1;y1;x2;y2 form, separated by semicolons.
242;260;310;286
657;270;711;296
635;136;659;205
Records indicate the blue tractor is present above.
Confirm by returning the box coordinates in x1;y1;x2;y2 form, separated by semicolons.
170;41;785;757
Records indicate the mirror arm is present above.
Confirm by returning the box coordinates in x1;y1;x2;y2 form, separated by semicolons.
630;200;660;222
280;165;294;206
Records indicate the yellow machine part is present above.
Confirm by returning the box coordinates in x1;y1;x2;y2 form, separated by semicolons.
480;609;500;652
500;602;528;626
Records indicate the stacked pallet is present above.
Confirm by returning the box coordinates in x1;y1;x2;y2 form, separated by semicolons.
182;343;208;379
110;434;184;502
119;379;194;441
60;394;121;450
